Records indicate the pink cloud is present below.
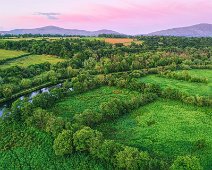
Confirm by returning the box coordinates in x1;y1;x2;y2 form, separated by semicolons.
1;0;212;34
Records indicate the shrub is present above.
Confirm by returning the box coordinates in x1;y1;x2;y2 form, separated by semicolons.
25;108;51;129
193;139;207;151
46;117;65;137
73;127;103;153
95;140;123;163
53;130;74;156
74;109;102;126
115;146;150;170
170;156;203;170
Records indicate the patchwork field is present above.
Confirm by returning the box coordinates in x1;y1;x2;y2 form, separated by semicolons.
1;54;65;68
139;69;212;97
51;86;140;118
0;37;142;46
0;36;211;169
0;49;28;60
97;99;212;169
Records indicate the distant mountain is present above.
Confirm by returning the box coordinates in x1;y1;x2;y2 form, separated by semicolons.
148;23;212;37
0;26;121;36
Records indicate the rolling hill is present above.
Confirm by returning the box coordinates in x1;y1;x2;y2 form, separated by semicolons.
0;26;121;36
148;23;212;37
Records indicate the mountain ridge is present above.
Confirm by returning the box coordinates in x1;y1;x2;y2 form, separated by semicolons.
1;23;212;37
0;26;121;36
148;23;212;37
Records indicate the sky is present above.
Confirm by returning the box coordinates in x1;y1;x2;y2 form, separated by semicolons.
0;0;211;34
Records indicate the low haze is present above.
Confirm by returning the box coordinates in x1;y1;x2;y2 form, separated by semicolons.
0;0;212;34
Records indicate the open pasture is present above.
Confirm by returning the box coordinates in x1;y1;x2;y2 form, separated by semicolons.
139;69;212;97
97;99;212;169
0;49;28;60
1;54;65;68
51;86;140;118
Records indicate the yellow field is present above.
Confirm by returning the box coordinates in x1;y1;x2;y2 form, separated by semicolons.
104;38;142;46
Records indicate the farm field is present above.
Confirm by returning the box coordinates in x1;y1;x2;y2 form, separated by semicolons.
51;86;140;118
97;99;212;170
139;69;212;97
0;49;28;60
104;38;142;46
0;37;143;46
1;54;65;68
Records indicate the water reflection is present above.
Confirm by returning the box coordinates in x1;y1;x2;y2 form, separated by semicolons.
0;83;64;116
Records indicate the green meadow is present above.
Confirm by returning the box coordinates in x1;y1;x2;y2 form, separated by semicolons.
97;99;212;169
139;69;212;97
0;49;28;60
0;123;111;170
1;54;65;68
51;86;140;119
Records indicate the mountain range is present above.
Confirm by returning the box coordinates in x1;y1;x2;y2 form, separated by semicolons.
147;23;212;37
1;23;212;37
0;26;121;36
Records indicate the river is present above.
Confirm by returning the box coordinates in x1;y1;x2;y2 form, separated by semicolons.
0;83;66;117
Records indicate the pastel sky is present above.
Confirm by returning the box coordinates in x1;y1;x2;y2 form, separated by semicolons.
0;0;211;34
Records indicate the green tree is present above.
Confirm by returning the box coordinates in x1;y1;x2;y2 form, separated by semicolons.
116;146;149;170
2;84;13;98
74;109;102;126
11;99;33;121
170;156;203;170
20;79;32;89
46;117;65;137
53;130;74;156
25;108;51;129
73;127;103;153
96;140;123;163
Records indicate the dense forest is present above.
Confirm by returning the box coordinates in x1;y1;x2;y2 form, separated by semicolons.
0;35;211;170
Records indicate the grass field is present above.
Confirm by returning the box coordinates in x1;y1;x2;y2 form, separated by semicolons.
177;69;212;82
51;86;140;118
1;54;65;68
97;99;212;169
139;69;212;97
0;123;110;170
0;49;28;60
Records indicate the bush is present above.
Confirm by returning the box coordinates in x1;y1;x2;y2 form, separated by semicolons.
73;127;103;153
46;117;65;137
53;130;74;156
115;146;150;170
25;108;51;129
95;140;123;163
170;156;203;170
74;109;102;126
193;139;207;151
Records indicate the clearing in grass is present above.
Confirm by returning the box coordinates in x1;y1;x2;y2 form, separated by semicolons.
139;69;212;97
51;86;140;118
